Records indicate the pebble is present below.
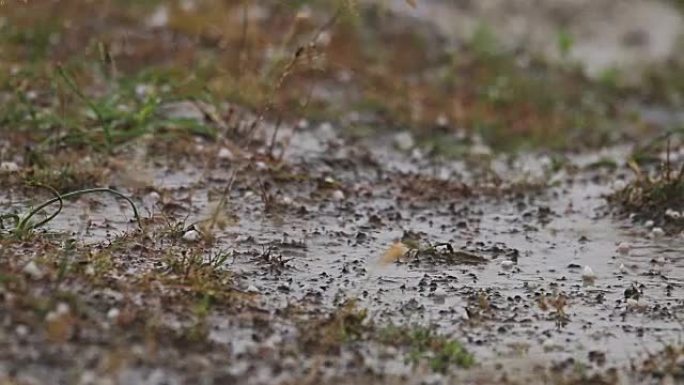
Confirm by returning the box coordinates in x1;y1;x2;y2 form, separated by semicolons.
651;227;665;238
625;297;639;309
432;287;447;304
644;220;655;228
616;242;631;255
500;260;515;271
15;325;29;337
22;261;43;280
582;265;596;282
393;132;415;151
436;114;449;127
612;180;626;191
296;119;309;129
619;263;627;274
217;147;234;160
246;285;260;294
107;308;120;320
665;209;681;219
0;161;20;173
146;5;169;28
182;229;201;242
332;190;345;201
146;191;161;204
56;303;70;316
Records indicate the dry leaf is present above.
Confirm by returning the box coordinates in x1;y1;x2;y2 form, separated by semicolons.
380;242;409;264
405;0;416;8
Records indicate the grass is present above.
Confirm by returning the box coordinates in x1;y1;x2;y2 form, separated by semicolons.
0;186;141;238
1;2;683;383
610;141;684;233
378;324;475;372
299;301;475;373
1;0;680;159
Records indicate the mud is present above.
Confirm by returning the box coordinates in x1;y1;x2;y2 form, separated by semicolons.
3;121;681;384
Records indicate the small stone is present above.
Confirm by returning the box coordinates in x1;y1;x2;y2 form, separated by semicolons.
612;180;626;191
15;325;29;337
470;143;492;157
582;265;596;282
500;260;515;271
281;196;293;205
644;220;655;228
145;191;161;204
22;261;43;280
665;209;681;219
619;263;627;274
616;242;631;255
134;84;153;98
217;147;234;160
0;161;20;173
296;119;309;129
393;132;415;151
332;190;345;201
432;287;447;304
651;227;665;238
146;5;169;28
436;114;449;127
625;297;639;309
56;303;70;316
182;229;201;242
246;285;260;294
45;311;59;322
107;308;120;320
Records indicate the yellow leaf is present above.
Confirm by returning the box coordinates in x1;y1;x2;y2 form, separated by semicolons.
380;242;409;264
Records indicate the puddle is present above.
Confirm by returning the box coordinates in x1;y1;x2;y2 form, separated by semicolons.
5;122;680;378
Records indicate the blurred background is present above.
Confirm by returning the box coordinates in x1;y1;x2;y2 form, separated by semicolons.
2;0;683;152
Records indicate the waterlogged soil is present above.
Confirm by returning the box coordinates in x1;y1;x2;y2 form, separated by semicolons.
1;122;682;385
376;0;684;80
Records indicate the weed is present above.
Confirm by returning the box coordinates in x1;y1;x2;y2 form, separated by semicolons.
378;325;475;372
299;300;370;353
0;186;141;238
610;141;684;233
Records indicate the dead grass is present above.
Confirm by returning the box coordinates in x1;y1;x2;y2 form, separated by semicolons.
610;143;684;233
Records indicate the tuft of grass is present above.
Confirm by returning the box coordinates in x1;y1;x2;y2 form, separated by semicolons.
299;300;370;354
378;325;475;372
610;143;684;233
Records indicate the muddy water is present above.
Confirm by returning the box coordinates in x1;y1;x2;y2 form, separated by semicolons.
13;123;680;374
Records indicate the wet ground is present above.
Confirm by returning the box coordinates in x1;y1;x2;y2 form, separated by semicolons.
376;0;684;80
1;1;683;384
2;119;682;384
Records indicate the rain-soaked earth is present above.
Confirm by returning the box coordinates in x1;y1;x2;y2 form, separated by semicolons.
2;116;682;384
1;1;684;384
